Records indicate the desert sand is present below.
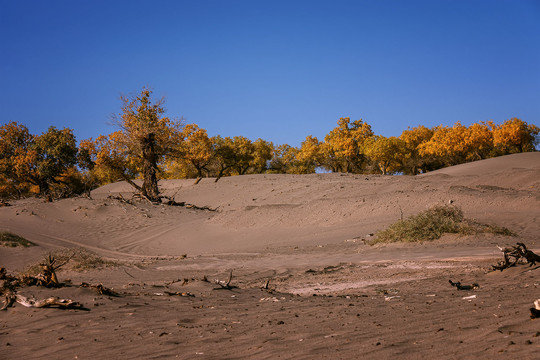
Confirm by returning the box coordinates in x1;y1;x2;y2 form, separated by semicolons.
1;152;539;359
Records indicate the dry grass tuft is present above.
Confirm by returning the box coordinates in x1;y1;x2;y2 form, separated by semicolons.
0;231;36;247
371;205;515;244
23;248;119;276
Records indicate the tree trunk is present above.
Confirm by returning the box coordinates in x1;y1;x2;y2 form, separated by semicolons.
215;165;230;182
141;133;160;202
215;169;225;183
37;180;52;202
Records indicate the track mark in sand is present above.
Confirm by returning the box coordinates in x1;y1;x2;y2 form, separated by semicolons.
113;225;179;252
288;276;428;295
28;232;162;260
244;203;301;211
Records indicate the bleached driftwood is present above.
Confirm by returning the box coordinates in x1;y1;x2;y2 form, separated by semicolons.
215;271;236;290
0;292;16;311
80;282;119;296
1;292;85;310
492;242;540;271
530;299;540;319
21;253;74;288
14;294;84;309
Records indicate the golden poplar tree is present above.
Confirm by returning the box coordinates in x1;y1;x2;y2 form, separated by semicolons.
0;122;78;199
365;136;405;175
92;88;182;202
176;124;213;179
492;118;539;154
323;117;374;173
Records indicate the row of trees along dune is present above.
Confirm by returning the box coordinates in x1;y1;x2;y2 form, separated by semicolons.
1;88;538;201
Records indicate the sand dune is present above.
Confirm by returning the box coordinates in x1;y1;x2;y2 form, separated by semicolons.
422;152;540;177
1;152;539;359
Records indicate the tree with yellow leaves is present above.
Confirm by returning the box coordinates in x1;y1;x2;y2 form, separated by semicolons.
81;132;141;187
296;135;323;172
91;88;183;202
365;136;406;175
176;124;213;180
0;121;34;197
399;125;435;174
0;122;79;199
492;118;539;154
419;122;473;166
250;138;274;174
269;144;304;173
464;121;494;161
209;135;236;181
323;117;374;173
32;126;79;198
418;121;511;167
231;136;255;175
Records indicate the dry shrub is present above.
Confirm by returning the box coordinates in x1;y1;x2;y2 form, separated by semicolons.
23;248;118;276
57;248;120;271
0;231;35;247
371;205;515;244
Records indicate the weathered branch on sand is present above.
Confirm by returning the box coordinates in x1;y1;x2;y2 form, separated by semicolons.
1;265;117;311
2;291;85;310
80;282;120;297
161;196;217;211
15;294;85;309
41;253;72;286
164;291;195;297
18;253;73;288
184;203;217;211
132;192;157;205
214;270;237;290
1;268;18;310
516;242;540;266
492;242;540;271
449;280;479;290
109;193;217;211
107;193;132;204
1;292;16;311
530;299;540;319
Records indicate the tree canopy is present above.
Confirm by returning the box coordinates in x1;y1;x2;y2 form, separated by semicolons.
1;87;538;200
0;122;77;199
89;88;183;201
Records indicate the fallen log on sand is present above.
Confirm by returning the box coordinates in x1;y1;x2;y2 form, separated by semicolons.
492;242;540;271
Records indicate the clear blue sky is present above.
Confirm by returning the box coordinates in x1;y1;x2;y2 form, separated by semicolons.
1;0;539;147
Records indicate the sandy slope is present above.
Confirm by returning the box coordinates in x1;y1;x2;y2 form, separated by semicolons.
1;152;540;359
2;152;539;259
